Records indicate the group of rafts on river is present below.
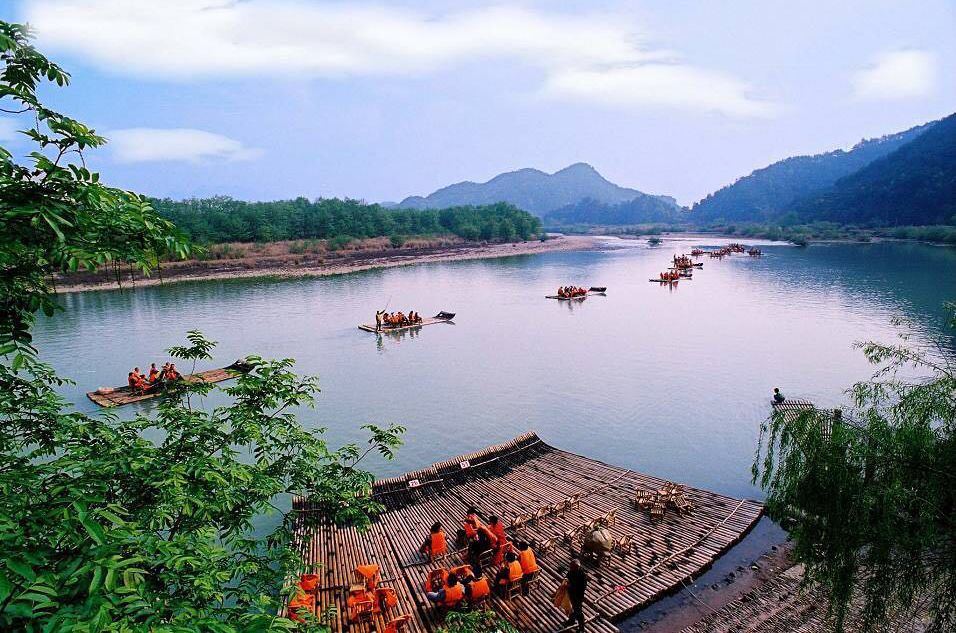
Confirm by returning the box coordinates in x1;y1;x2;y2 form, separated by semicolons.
88;241;763;407
649;242;762;286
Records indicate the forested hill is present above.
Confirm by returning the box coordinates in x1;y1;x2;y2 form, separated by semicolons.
150;197;542;244
396;162;679;216
792;112;956;226
544;195;686;226
691;120;935;222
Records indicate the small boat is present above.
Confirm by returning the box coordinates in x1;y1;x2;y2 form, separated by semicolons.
547;294;587;300
546;287;607;300
649;278;680;284
358;311;455;333
86;359;254;408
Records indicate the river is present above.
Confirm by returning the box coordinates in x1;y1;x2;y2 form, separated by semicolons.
36;237;956;502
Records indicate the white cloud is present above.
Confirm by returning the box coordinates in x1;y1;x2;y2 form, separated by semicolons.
545;64;778;118
26;0;776;118
108;128;262;163
0;118;21;142
852;50;936;100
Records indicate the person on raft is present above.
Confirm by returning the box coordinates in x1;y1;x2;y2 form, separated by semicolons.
773;387;786;403
563;558;588;633
425;572;464;607
493;550;524;596
420;522;447;560
557;286;588;298
380;311;424;327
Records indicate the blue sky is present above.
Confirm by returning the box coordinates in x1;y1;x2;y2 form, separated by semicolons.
3;0;955;205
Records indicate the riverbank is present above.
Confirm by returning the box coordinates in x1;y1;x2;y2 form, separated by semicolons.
54;235;601;293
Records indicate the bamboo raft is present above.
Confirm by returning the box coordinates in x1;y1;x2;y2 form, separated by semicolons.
545;287;607;300
287;432;763;633
86;362;251;407
359;313;455;334
772;399;834;441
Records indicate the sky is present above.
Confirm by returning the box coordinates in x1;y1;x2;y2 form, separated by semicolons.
2;0;955;206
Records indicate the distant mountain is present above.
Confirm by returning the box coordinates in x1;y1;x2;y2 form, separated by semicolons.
396;163;679;217
691;121;936;223
792;112;956;226
545;196;687;226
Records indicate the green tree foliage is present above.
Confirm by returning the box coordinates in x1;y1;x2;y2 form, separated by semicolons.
754;306;956;632
1;331;404;631
543;195;686;227
151;197;542;245
0;22;406;632
0;22;189;361
691;120;936;223
794;112;956;226
436;610;518;633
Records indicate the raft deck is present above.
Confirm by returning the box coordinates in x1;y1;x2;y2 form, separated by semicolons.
86;366;245;407
772;399;833;441
359;317;453;333
289;432;763;633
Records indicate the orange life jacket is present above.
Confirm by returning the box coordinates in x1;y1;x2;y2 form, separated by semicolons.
449;564;475;581
148;369;159;382
469;577;490;601
430;531;447;557
442;582;464;607
507;560;523;582
477;526;498;548
490;522;507;545
519;548;539;574
425;568;448;593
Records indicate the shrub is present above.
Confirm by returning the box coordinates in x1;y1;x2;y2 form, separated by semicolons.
328;235;353;251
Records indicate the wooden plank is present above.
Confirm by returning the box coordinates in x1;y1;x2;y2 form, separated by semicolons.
287;433;764;633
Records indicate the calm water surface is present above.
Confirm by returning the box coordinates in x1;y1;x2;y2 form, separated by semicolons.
36;239;956;502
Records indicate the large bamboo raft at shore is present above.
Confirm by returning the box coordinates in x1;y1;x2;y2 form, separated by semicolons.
86;362;251;407
288;432;763;633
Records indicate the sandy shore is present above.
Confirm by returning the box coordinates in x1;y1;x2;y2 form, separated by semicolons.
54;235;601;294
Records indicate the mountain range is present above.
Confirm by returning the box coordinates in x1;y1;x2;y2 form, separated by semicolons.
394;162;679;217
691;119;940;223
792;112;955;226
389;112;954;229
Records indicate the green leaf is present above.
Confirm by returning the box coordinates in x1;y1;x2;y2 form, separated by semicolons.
5;559;35;582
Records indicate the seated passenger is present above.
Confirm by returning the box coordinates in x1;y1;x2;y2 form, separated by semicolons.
517;541;540;575
494;551;523;595
425;572;464;608
465;575;491;603
420;522;447;560
148;363;160;383
773;387;786;404
448;563;476;582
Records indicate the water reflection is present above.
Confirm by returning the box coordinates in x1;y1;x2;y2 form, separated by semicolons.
35;240;956;500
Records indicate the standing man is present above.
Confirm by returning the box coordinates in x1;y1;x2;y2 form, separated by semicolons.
375;309;385;332
564;558;587;632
